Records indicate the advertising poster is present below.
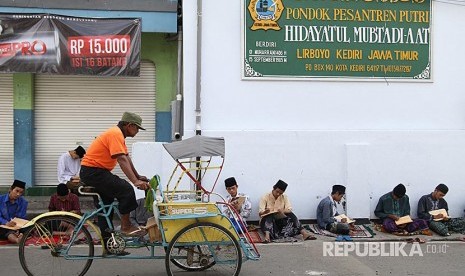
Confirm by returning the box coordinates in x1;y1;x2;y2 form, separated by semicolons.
0;13;141;76
243;0;432;81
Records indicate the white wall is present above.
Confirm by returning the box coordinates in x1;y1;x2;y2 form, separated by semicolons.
172;1;465;220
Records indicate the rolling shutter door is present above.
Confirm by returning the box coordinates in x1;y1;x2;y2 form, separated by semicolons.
35;61;156;186
0;74;14;185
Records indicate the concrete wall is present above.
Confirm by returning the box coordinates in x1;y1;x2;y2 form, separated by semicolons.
132;130;465;222
132;1;465;221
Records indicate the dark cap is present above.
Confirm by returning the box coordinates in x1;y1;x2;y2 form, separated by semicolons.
121;112;145;130
74;146;86;158
273;179;288;192
224;177;237;188
332;184;346;194
435;183;449;194
57;183;69;196
12;179;26;189
393;183;406;198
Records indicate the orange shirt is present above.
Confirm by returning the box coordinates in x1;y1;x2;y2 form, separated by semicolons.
81;126;127;171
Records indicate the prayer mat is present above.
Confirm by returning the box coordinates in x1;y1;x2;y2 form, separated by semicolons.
305;224;374;238
1;233;100;246
24;235;66;246
272;236;300;243
23;236;101;246
373;223;432;236
305;224;335;237
350;224;375;238
0;239;11;245
247;229;266;243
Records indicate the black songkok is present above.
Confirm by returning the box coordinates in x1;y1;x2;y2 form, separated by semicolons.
332;185;346;194
393;183;406;198
273;179;288;192
435;183;449;194
224;177;237;188
12;179;26;189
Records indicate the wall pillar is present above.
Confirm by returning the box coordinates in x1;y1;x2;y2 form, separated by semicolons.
141;33;178;142
13;74;34;188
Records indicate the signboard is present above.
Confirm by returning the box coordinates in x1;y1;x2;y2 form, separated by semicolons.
242;0;432;81
0;13;141;76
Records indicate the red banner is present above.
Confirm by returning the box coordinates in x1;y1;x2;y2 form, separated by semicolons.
0;13;141;76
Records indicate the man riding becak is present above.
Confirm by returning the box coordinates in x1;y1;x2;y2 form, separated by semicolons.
80;112;150;255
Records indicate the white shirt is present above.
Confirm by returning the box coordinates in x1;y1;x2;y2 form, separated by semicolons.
222;192;252;223
57;152;81;183
330;196;343;222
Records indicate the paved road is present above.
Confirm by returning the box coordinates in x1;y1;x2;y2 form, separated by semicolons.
2;240;464;275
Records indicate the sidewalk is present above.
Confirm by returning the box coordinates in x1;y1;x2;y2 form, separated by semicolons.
310;225;465;243
352;225;465;243
247;222;465;244
20;196;465;243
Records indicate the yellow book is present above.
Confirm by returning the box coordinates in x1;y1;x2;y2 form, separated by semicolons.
260;210;287;219
429;209;449;221
230;196;246;206
335;214;356;224
0;217;29;230
395;215;413;225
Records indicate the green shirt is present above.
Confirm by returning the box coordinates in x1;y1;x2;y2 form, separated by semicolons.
374;192;410;219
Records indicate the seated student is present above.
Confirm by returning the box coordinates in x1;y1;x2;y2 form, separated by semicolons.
47;183;81;234
0;180;28;244
57;146;86;192
374;183;428;234
417;183;465;236
129;198;152;227
48;183;81;214
316;185;350;235
259;179;315;242
221;177;252;232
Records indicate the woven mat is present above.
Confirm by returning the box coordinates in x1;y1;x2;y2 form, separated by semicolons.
306;224;374;238
247;229;302;243
248;229;266;243
1;236;63;246
0;239;11;245
373;223;432;236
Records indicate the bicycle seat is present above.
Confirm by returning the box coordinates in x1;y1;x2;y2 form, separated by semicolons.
80;186;96;193
78;186;100;197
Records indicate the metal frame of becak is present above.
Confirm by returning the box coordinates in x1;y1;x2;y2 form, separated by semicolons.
17;135;259;276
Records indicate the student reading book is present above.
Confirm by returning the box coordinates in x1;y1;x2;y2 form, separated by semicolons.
417;184;465;236
0;180;29;244
316;185;351;235
222;177;252;232
374;184;428;234
259;180;315;242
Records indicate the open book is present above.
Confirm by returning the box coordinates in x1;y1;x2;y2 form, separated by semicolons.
335;214;356;224
429;209;449;221
395;215;413;225
0;217;29;230
260;210;287;219
230;196;246;206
